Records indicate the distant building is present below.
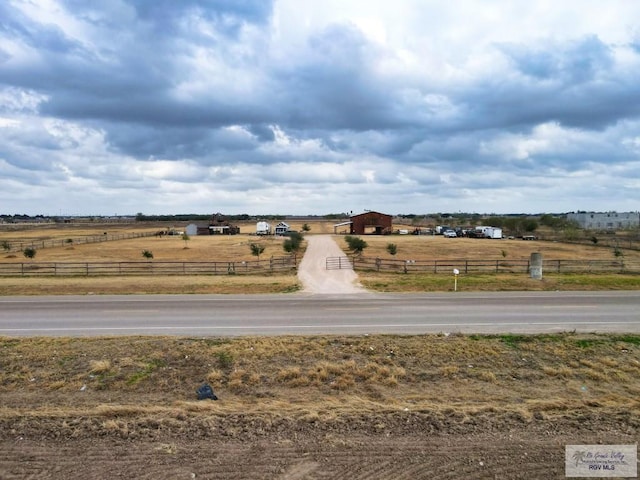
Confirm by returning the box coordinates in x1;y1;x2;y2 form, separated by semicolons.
567;211;640;230
208;212;240;235
349;211;393;235
187;213;240;235
274;222;290;235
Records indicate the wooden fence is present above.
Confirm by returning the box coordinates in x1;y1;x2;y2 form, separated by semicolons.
325;256;640;274
0;255;298;277
1;232;156;253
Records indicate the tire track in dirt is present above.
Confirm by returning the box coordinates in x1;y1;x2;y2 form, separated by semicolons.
2;431;627;479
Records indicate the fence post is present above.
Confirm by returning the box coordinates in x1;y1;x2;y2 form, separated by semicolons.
530;253;543;279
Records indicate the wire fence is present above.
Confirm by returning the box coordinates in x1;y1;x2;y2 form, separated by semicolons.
0;255;298;277
540;236;640;252
325;256;640;274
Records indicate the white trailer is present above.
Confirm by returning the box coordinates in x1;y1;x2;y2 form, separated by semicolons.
483;227;503;239
256;221;271;235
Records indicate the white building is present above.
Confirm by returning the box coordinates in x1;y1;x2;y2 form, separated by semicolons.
567;212;640;230
274;222;290;235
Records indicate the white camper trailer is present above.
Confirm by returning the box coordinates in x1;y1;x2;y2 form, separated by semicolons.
256;221;271;235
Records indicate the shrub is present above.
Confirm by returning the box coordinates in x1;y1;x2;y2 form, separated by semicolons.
250;243;265;261
283;232;304;253
344;236;368;254
215;350;234;370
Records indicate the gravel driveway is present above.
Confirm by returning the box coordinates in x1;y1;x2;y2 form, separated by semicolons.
297;235;367;294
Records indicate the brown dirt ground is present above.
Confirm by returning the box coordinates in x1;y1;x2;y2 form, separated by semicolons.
2;415;636;479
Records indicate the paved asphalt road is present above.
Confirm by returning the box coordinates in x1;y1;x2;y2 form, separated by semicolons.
1;291;639;337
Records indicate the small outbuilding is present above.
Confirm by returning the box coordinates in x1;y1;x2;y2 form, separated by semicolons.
207;213;240;235
274;222;290;235
349;211;393;235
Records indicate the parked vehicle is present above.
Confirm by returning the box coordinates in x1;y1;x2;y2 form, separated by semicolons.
483;227;503;239
443;230;457;238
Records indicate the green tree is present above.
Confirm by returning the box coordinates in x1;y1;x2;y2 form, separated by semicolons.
142;249;153;260
301;223;311;232
250;243;265;263
23;247;37;259
283;232;304;253
344;236;368;254
503;218;520;235
522;219;539;233
181;233;191;249
386;243;397;256
1;240;10;252
563;227;580;241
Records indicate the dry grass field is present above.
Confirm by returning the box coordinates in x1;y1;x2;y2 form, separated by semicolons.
2;220;639;295
2;219;638;261
3;220;638;264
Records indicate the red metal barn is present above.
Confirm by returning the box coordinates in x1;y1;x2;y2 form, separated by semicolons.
350;211;393;235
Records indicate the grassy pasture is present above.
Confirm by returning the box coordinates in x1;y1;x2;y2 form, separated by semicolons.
3;221;638;263
0;232;290;263
337;234;640;292
338;233;640;262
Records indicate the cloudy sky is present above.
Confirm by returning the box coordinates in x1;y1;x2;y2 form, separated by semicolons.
1;0;640;216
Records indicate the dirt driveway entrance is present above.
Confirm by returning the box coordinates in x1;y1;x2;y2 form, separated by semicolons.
297;235;367;294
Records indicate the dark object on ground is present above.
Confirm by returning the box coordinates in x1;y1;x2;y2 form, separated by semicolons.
196;383;218;400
